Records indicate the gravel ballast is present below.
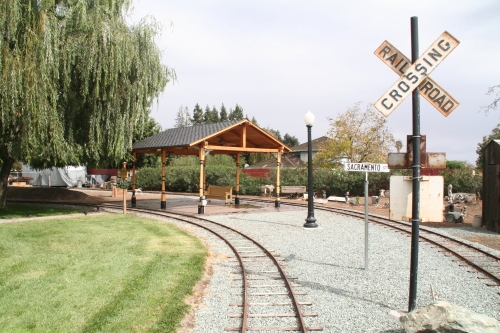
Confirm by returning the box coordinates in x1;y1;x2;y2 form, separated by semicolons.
161;207;500;332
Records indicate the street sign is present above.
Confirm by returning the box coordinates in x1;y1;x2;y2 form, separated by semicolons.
344;163;389;172
374;31;460;117
344;161;389;272
374;40;459;116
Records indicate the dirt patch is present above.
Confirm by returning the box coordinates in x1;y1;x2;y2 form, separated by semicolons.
7;187;103;204
6;187;160;205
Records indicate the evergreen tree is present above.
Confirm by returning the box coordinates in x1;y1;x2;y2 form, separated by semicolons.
133;112;162;168
229;104;244;120
203;105;212;123
175;105;192;128
220;103;228;121
251;117;258;125
476;123;500;168
283;133;299;147
264;128;283;142
0;0;173;206
192;104;204;124
211;106;220;123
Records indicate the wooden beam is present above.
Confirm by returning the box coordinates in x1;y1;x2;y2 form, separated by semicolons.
165;148;200;156
205;145;279;153
242;123;247;148
133;149;163;155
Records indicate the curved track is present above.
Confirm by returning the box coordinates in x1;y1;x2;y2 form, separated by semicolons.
243;197;500;291
102;204;324;332
7;194;499;328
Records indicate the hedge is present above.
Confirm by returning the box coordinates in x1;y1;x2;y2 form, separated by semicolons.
134;166;482;197
136;166;393;196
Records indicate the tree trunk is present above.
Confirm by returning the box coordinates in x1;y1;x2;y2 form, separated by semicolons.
0;148;15;208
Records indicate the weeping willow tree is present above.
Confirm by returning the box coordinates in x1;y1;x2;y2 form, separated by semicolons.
0;0;173;206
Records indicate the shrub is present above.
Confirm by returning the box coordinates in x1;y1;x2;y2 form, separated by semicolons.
441;168;482;194
135;165;266;195
135;167;162;190
136;165;481;198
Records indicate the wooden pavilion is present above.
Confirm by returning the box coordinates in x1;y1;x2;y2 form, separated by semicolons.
131;119;291;213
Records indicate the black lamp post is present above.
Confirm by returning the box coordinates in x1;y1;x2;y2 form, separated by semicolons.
303;111;318;228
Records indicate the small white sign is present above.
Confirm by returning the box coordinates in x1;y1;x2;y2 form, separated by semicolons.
344;163;390;172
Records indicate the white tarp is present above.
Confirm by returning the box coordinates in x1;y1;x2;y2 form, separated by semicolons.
86;174;110;186
22;165;87;187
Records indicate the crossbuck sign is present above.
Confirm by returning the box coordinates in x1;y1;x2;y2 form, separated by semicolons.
374;31;460;117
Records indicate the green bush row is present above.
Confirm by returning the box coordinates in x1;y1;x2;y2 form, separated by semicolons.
440;168;482;195
134;166;396;196
134;166;482;197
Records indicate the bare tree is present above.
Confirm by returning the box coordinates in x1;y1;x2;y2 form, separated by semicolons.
480;85;500;114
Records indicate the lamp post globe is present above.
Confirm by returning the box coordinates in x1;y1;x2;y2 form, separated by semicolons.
303;111;318;228
304;110;315;126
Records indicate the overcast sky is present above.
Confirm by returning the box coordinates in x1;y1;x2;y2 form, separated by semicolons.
129;0;500;165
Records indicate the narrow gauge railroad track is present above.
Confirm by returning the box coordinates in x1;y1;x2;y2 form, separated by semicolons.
100;204;324;332
243;197;500;294
8;199;323;331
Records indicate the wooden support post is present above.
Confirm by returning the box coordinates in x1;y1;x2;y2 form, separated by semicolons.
198;146;206;214
123;187;127;214
275;149;282;207
242;123;247;148
235;153;241;205
132;152;137;207
203;159;207;191
161;149;166;209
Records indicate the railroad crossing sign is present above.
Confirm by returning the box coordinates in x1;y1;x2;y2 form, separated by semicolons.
374;31;460;117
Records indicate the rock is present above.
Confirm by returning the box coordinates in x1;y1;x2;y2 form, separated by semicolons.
444;212;464;223
400;301;500;333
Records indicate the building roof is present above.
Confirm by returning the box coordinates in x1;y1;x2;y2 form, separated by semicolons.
291;136;329;152
132;119;291;155
133;120;241;150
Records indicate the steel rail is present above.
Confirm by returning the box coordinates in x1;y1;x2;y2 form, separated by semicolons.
244;197;500;288
102;204;313;332
6;198;320;331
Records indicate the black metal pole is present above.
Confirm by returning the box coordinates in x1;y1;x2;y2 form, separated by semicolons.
409;16;421;312
304;124;318;228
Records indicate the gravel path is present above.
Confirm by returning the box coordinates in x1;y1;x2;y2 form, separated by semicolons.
169;207;500;333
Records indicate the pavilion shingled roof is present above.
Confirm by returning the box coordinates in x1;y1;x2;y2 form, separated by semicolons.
132;120;242;150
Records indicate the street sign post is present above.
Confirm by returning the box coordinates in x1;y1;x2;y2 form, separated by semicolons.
373;17;459;312
344;163;390;270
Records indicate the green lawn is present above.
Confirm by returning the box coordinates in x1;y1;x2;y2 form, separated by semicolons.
0;204;85;219
0;214;207;333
